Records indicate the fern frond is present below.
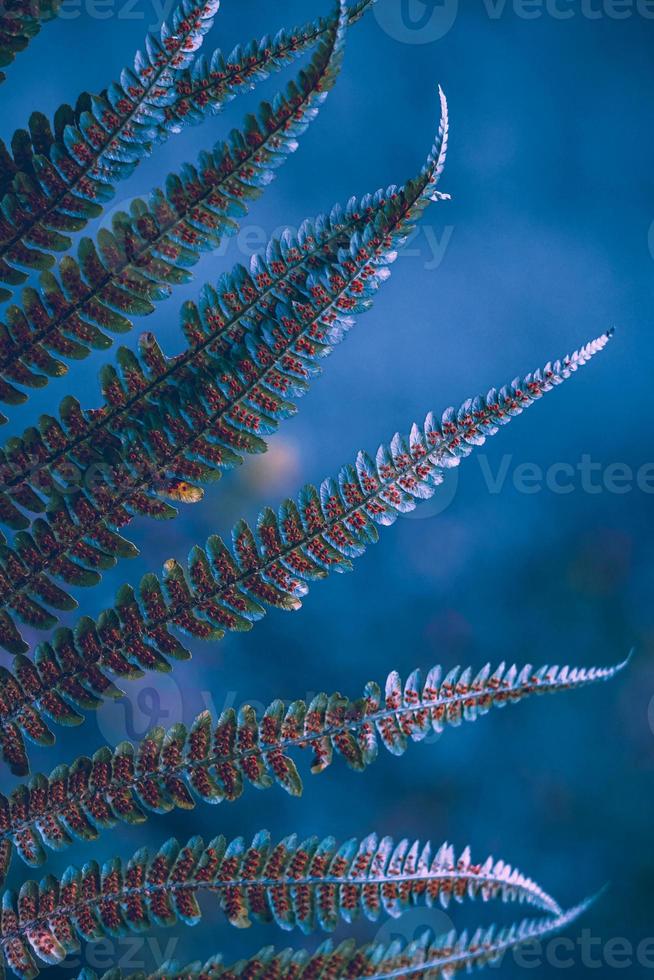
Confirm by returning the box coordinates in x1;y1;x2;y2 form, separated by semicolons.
164;0;376;131
0;829;561;978
0;88;450;649
0;0;59;87
0;331;612;774
0;0;220;304
0;6;347;420
0;196;371;529
0;0;376;305
70;897;596;980
0;656;627;882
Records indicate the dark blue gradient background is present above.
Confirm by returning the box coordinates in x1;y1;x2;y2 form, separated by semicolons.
1;0;653;975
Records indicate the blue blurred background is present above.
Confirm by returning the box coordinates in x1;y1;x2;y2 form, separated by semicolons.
1;0;653;975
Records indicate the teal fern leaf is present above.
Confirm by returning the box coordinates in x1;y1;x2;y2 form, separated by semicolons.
70;897;596;980
0;828;562;978
0;655;627;883
0;0;59;87
0;0;220;303
0;5;347;418
0;330;612;773
0;88;450;649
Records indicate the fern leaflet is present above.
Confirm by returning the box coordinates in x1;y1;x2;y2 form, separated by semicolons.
164;0;375;130
0;330;612;774
0;0;59;86
0;5;347;418
0;656;627;881
0;829;561;978
70;897;596;980
0;89;450;648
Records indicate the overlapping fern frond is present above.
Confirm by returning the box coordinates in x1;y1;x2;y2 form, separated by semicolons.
0;331;612;774
0;0;59;86
0;89;450;649
0;828;563;978
0;8;621;979
0;3;349;414
164;0;375;131
0;656;627;882
0;0;221;304
0;0;378;306
71;898;596;980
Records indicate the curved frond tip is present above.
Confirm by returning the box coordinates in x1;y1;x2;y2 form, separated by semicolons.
70;896;597;980
0;655;628;877
0;828;563;977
